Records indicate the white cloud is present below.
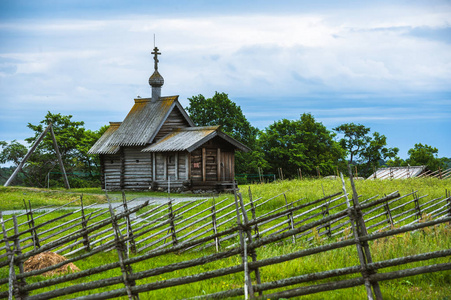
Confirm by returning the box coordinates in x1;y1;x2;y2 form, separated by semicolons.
1;2;450;157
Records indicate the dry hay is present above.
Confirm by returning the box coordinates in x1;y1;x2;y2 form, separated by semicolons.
24;251;80;276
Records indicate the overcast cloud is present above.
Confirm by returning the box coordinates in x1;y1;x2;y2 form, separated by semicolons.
0;0;450;161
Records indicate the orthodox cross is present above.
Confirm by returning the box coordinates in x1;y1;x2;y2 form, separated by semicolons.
152;47;161;71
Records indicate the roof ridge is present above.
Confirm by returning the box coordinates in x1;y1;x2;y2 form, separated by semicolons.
182;126;220;131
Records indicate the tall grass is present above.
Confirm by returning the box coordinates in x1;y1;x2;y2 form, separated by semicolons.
0;177;450;299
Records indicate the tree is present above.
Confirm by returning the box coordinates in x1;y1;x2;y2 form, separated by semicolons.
259;113;345;178
406;143;444;171
0;140;28;166
333;123;370;163
334;123;397;176
15;112;105;188
0;140;28;184
186;92;265;174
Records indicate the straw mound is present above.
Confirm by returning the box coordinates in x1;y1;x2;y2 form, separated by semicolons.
24;252;80;276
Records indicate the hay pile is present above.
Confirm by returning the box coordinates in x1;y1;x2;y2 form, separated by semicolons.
24;252;80;276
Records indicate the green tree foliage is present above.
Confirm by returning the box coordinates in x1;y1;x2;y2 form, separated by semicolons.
334;123;397;176
333;123;370;163
6;112;106;188
0;140;28;166
0;140;28;184
186;92;266;174
406;143;444;171
259;113;345;178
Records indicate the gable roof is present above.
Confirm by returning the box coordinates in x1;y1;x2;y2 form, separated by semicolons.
142;126;251;153
107;96;194;147
88;122;122;154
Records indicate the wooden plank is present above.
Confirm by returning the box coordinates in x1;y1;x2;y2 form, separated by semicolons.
231;151;235;180
152;153;156;181
120;148;125;189
217;148;221;181
186;152;190;180
175;152;179;180
164;154;167;180
202;148;206;182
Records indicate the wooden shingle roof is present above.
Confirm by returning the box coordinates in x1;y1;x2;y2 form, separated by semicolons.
142;126;250;153
87;122;121;154
107;96;194;147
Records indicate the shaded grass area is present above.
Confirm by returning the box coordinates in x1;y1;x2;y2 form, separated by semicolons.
0;178;450;299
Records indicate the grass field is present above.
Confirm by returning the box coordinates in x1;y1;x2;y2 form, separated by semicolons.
0;177;450;299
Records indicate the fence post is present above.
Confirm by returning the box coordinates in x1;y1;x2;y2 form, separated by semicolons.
233;184;254;299
284;193;296;243
248;187;260;240
321;195;331;238
106;195;139;300
210;198;220;252
25;200;40;250
383;200;394;229
167;200;178;247
80;195;91;252
347;165;383;299
1;212;17;300
122;191;137;254
447;190;451;225
12;215;28;300
238;192;262;295
341;170;381;300
414;192;422;220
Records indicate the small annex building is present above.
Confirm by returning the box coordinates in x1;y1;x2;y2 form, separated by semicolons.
88;47;250;191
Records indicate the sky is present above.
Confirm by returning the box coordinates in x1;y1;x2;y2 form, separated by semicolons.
0;0;450;163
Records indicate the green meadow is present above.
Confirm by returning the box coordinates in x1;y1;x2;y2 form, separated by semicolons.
0;177;450;299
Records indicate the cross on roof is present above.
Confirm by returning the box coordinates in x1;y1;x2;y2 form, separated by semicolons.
151;47;161;71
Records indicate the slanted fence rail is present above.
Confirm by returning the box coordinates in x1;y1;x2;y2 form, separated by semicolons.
1;176;450;299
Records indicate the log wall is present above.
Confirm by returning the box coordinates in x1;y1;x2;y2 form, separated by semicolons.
100;136;236;190
123;147;152;190
101;154;122;190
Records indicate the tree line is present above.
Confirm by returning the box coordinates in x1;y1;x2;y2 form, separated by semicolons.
186;92;449;179
1;93;449;188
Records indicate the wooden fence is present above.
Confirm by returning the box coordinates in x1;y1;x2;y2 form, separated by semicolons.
1;174;450;299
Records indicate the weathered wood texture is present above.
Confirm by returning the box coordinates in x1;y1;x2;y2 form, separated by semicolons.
123;147;152;189
101;154;122;190
154;107;191;141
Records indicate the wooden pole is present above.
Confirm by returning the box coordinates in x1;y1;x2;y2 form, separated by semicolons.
4;124;52;187
383;201;394;229
49;124;70;189
283;194;296;244
13;215;28;300
80;195;91;252
168;200;177;247
106;195;139;300
211;198;220;252
26;200;40;250
122;191;136;253
248;187;260;240
347;165;383;299
414;192;422;220
233;183;253;299
340;172;376;300
1;212;17;300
